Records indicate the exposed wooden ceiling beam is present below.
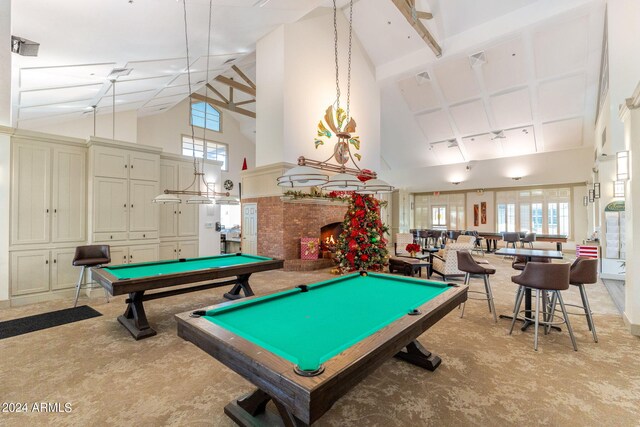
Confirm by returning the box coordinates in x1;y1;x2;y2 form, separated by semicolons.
205;83;229;104
214;75;256;97
391;0;441;58
191;92;256;119
234;99;255;106
232;65;256;90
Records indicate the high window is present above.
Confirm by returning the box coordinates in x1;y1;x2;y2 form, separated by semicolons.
191;102;221;132
181;135;228;171
496;187;571;236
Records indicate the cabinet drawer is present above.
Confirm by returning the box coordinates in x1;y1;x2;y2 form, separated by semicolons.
129;231;159;240
93;232;128;242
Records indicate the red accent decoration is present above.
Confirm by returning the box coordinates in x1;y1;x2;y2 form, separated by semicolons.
242;157;247;170
357;169;374;182
406;243;421;253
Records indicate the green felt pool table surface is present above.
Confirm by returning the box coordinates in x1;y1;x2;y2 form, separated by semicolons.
102;254;273;279
201;272;451;371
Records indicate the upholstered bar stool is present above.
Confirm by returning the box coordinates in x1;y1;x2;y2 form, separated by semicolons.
502;232;520;249
73;245;111;307
457;251;497;322
511;255;550;271
509;262;577;351
565;257;599;343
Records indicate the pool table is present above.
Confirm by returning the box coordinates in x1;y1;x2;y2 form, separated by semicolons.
176;271;467;426
91;253;283;340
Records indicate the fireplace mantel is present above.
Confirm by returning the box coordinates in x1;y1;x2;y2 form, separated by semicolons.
279;196;349;206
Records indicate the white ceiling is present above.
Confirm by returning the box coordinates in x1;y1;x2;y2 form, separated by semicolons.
354;0;605;169
10;0;604;172
11;0;337;129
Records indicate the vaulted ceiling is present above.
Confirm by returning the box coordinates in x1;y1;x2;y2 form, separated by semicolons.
10;0;604;171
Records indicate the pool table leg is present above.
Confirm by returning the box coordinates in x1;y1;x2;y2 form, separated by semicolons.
118;291;157;340
223;274;255;300
225;388;309;427
394;340;441;371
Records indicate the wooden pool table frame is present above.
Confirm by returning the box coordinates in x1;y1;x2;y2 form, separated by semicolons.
176;274;468;426
91;254;284;340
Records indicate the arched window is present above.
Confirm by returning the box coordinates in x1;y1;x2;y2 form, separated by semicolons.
191;102;221;132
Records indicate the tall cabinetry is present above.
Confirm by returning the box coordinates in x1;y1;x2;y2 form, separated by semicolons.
158;154;200;260
88;138;161;266
9;133;87;301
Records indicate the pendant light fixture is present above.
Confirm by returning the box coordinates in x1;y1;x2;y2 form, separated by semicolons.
154;0;239;205
275;0;394;194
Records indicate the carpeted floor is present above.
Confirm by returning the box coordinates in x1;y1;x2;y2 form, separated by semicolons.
1;254;639;426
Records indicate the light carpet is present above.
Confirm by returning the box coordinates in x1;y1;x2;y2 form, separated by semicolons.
0;254;639;426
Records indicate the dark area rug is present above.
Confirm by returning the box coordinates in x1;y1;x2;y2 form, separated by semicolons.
0;305;102;340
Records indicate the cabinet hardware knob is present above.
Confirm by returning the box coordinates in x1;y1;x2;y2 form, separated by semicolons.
110;235;113;239
54;259;57;264
174;211;177;214
54;209;57;213
125;164;128;168
131;204;134;208
123;204;127;208
45;260;48;264
46;209;49;213
179;211;182;214
131;164;134;169
143;234;146;238
129;255;133;259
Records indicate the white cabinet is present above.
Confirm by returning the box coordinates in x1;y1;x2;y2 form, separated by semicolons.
10;250;51;296
50;249;81;290
89;142;161;243
158;241;198;260
108;246;130;266
93;177;128;234
11;141;86;246
128;245;159;264
158;159;199;238
52;147;86;242
129;180;159;232
11;142;51;245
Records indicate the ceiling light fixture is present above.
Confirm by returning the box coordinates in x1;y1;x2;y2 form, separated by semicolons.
512;177;522;181
275;0;394;195
154;0;237;205
451;181;460;185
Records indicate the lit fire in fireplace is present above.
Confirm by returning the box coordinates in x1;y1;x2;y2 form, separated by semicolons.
325;235;336;246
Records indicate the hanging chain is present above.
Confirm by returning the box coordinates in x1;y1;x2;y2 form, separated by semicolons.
182;0;198;174
333;0;340;112
346;0;353;122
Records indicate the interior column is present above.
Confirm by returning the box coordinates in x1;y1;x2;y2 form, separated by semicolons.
0;0;12;303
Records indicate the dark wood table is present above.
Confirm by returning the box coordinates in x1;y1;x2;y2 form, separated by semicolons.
91;254;284;339
389;255;431;278
495;248;564;331
176;272;467;426
478;233;501;253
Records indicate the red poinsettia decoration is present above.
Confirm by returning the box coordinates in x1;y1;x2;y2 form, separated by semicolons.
406;243;421;253
357;169;374;182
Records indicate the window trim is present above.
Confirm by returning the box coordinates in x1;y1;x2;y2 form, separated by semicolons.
190;101;222;133
181;134;229;172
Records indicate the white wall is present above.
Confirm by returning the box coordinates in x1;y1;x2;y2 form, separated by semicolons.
380;147;593;192
20;110;138;143
256;8;381;171
465;191;495;232
137;98;255;193
0;0;11;302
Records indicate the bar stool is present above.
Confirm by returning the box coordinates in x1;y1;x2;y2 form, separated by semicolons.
509;262;577;351
457;251;497;322
511;255;550;271
565;257;599;343
73;245;111;307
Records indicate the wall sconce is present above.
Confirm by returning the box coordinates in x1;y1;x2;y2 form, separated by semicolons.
614;180;625;198
617;151;629;181
588;189;594;203
593;182;600;199
583;195;588;206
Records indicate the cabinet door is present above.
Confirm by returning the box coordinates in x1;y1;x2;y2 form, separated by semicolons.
159;242;178;260
11;142;51;245
159;162;178;238
52;147;86;243
129;151;160;182
93;147;128;179
178;241;198;259
51;249;81;290
94;178;128;233
129;245;158;264
108;246;129;266
10;250;50;296
178;163;199;237
129;180;159;232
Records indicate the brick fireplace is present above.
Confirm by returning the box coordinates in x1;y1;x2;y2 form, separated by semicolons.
242;195;348;271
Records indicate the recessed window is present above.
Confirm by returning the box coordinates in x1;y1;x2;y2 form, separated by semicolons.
182;135;228;171
191;102;221;132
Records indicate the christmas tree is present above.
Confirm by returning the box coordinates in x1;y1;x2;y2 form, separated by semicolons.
334;193;389;273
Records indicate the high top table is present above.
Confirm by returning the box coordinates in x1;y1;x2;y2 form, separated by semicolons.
495;248;564;331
